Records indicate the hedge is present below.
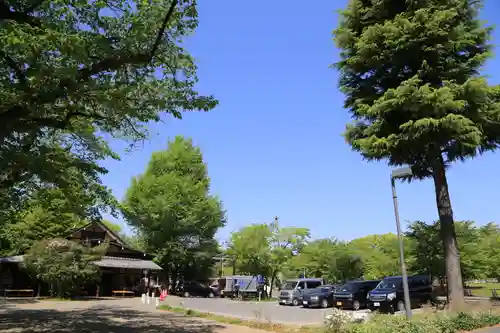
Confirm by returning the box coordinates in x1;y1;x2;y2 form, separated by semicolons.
325;311;500;333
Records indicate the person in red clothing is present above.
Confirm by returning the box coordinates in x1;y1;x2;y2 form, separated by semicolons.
159;285;168;301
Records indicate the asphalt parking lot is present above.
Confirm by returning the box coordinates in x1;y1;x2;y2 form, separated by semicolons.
162;296;363;325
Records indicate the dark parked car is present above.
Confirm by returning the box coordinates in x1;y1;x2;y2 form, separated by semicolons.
367;275;432;313
333;280;380;310
302;284;338;308
176;281;216;298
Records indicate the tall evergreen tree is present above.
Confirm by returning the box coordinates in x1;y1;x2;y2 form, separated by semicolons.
334;0;500;309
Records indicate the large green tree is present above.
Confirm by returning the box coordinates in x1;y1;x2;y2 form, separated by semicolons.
407;220;495;282
24;238;106;298
229;224;273;277
334;0;500;309
0;179;114;255
0;0;216;216
228;218;309;297
122;136;226;286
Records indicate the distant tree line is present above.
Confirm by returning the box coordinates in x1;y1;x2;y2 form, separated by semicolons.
226;220;500;296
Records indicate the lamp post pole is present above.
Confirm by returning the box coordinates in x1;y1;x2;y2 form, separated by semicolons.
391;167;413;319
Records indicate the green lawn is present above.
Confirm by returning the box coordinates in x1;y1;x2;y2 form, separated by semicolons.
466;282;500;297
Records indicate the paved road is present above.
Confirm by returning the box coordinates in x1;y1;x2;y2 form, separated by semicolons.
0;298;266;333
162;296;353;325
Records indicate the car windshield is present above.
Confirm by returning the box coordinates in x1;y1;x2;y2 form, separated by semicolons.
376;278;401;289
338;283;356;292
281;282;297;290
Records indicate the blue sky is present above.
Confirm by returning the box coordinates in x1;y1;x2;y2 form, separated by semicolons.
102;0;500;242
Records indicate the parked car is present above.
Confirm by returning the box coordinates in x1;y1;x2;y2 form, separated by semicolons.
302;284;339;308
333;280;380;310
209;282;220;296
367;275;432;313
176;281;216;298
278;278;324;306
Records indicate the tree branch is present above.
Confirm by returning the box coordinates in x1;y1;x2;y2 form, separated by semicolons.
0;50;28;86
0;0;179;133
23;0;46;14
150;0;178;61
0;0;42;26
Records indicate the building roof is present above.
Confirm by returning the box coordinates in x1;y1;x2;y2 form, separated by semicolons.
0;255;162;271
94;256;162;271
0;255;23;263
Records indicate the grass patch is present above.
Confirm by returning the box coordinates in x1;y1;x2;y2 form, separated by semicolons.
466;283;500;298
158;304;319;333
160;302;500;333
333;312;500;333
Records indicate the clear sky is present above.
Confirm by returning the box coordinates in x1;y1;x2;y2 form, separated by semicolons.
102;0;500;242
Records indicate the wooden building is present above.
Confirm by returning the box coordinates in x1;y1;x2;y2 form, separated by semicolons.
0;221;162;297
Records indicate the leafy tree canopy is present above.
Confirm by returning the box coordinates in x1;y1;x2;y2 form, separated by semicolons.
122;136;226;284
334;0;500;309
0;0;217;217
0;182;112;255
335;0;500;175
24;238;106;298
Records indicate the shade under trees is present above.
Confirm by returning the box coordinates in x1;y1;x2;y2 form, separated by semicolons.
334;0;500;309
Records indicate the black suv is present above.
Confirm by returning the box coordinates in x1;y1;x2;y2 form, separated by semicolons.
302;284;338;308
367;275;432;313
333;280;380;310
176;281;216;298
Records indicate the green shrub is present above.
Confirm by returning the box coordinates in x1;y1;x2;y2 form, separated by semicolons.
325;312;500;333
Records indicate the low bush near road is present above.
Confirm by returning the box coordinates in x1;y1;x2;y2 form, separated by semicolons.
325;311;500;333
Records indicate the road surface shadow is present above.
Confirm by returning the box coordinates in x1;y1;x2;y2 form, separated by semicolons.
0;306;226;333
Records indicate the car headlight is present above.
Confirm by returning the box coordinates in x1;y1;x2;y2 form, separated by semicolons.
311;296;319;300
366;293;370;300
387;292;396;300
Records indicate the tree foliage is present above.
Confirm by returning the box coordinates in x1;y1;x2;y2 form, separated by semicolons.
334;0;500;309
0;183;108;255
229;219;500;293
0;0;217;220
228;218;309;296
24;238;106;298
122;136;226;285
407;220;497;281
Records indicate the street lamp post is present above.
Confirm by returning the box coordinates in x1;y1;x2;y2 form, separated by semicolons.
391;167;413;319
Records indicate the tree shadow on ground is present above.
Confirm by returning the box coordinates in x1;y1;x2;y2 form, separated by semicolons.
0;305;227;333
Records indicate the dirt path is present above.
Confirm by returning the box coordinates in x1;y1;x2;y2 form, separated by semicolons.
0;299;269;333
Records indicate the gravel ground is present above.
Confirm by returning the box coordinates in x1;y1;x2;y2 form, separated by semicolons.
0;298;268;333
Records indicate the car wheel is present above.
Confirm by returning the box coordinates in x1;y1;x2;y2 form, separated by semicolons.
352;300;360;311
183;291;190;298
292;299;299;306
321;299;329;308
208;292;215;298
397;301;405;312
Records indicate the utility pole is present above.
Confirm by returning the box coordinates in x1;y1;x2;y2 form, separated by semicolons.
213;255;226;277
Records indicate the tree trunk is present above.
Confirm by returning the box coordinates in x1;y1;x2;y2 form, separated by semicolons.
269;271;277;299
432;156;465;310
